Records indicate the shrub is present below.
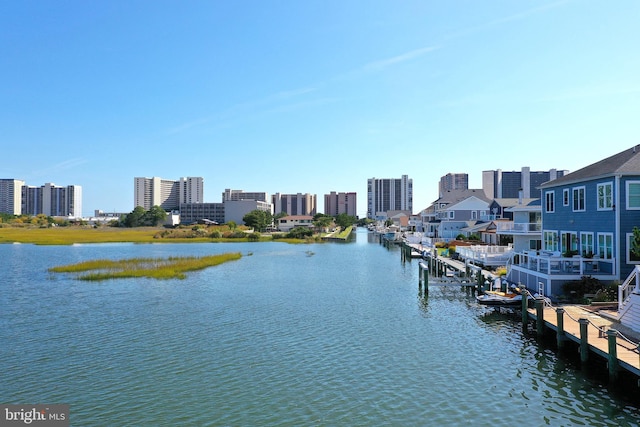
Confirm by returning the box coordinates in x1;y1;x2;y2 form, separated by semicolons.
562;276;616;303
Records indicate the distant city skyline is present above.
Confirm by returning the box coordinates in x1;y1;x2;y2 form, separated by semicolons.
2;2;638;217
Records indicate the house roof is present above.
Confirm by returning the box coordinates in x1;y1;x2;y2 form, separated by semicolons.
493;198;537;208
432;189;491;205
460;221;489;233
540;144;640;188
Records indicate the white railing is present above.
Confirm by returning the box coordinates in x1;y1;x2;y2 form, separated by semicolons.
456;245;514;266
495;222;541;234
510;251;615;276
618;265;640;312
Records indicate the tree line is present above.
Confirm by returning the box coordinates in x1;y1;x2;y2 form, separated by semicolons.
242;210;357;233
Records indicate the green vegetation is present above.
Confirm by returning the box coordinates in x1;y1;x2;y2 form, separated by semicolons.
562;276;617;303
49;253;242;281
631;226;640;261
242;210;273;232
120;205;167;227
334;213;356;229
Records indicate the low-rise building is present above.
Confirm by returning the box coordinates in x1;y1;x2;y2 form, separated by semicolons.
277;215;314;232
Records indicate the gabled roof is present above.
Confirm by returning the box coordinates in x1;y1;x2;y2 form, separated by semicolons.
433;189;491;204
505;198;541;212
445;195;491;211
493;198;537;208
540;144;640;188
460;220;496;233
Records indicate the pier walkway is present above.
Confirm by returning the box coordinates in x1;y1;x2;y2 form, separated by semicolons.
405;242;498;281
406;241;640;380
527;303;640;377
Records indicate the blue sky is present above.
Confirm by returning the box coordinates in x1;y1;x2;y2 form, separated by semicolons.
2;1;639;217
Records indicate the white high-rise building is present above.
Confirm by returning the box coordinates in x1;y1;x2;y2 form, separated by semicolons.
367;175;413;219
21;182;82;218
0;179;25;215
134;176;203;211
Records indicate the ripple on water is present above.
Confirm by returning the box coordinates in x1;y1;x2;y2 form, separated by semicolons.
1;237;640;426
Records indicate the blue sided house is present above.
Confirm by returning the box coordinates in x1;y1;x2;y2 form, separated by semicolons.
508;145;640;306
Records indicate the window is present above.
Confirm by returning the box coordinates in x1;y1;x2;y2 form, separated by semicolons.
628;233;640;263
543;230;558;251
572;186;585;211
627;181;640;209
448;211;454;219
580;232;594;257
563;189;569;206
471;211;477;220
597;233;613;259
597;182;613;210
545;191;555;213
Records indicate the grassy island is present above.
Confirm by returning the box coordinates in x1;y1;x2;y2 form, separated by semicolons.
49;253;242;281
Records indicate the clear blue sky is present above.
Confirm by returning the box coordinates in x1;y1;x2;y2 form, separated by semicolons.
2;1;639;217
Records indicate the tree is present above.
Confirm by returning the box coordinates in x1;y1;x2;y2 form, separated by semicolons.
287;226;313;239
313;215;333;230
335;213;356;229
123;206;146;227
143;205;167;226
242;210;273;232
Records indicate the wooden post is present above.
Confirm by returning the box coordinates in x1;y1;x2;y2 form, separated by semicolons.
521;289;529;333
535;298;545;336
556;308;565;349
579;318;589;363
607;329;619;383
424;267;429;296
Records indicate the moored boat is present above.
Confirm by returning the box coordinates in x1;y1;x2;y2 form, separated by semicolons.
476;290;522;306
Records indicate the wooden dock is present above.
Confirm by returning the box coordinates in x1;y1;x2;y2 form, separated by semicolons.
404;242;498;284
404;241;640;383
525;298;640;381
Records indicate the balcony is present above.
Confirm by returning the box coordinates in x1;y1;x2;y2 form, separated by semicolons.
456;244;513;267
511;251;615;276
495;221;541;235
508;251;617;298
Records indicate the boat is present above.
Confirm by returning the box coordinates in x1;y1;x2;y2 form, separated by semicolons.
476;290;522;306
410;249;423;258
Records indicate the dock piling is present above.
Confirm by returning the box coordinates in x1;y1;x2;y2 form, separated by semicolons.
579;318;590;363
521;290;529;333
535;298;545;336
607;329;619;382
556;308;566;349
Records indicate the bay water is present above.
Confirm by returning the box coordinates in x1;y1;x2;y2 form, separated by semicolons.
1;229;639;426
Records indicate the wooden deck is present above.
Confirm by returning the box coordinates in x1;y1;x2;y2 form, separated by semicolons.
527;304;640;376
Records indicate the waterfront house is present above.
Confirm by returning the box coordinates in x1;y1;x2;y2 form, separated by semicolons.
423;189;492;241
508;145;640;301
277;215;314;232
495;197;542;253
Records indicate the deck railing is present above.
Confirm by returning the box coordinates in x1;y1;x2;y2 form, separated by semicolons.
511;251;615;276
618;265;640;312
457;245;513;266
495;222;541;234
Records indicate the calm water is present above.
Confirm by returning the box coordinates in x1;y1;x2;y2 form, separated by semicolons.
1;229;639;426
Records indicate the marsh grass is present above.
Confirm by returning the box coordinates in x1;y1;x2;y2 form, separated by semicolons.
0;226;326;245
49;253;242;281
